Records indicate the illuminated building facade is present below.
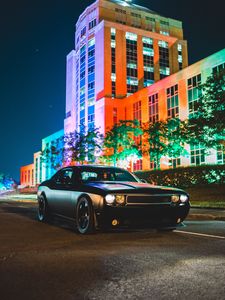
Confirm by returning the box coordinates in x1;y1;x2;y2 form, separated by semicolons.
20;0;224;184
123;49;225;170
20;164;34;187
41;129;64;180
20;130;64;186
64;0;188;134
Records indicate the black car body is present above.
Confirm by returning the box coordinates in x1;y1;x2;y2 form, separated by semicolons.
37;165;190;234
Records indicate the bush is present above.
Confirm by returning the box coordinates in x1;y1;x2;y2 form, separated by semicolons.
135;165;225;189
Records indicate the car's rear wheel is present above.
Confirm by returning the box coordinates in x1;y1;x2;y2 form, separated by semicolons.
76;197;95;234
38;195;50;222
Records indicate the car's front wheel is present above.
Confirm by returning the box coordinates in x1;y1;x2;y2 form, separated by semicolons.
76;196;95;234
37;195;50;222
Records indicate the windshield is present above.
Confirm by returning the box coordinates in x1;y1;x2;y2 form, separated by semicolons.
79;167;140;183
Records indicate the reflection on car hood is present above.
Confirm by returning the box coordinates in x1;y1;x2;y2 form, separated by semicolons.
85;181;184;194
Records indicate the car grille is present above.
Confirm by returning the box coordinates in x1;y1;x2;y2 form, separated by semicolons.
126;195;171;205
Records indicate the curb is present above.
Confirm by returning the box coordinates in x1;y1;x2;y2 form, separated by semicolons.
187;214;225;221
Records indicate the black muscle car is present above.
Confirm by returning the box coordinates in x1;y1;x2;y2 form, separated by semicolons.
37;165;190;234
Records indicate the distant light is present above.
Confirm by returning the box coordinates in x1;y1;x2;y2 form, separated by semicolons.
125;0;132;2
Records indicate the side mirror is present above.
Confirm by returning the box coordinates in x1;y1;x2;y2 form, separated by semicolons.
140;179;147;183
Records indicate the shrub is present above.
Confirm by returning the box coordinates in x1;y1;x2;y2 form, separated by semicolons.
135;165;225;189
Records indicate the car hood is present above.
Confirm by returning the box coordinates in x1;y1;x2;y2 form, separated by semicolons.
85;181;185;194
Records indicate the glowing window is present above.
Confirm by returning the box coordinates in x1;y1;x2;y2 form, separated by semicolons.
126;32;137;41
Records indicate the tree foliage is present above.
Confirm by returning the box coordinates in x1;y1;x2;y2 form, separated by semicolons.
143;121;167;169
103;120;143;167
0;173;16;190
167;118;189;158
143;118;190;169
64;126;103;165
41;136;64;171
189;69;225;149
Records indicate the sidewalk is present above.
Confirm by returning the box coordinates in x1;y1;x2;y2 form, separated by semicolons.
188;208;225;221
0;193;37;202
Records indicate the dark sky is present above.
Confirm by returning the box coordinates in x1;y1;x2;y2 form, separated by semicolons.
1;0;225;181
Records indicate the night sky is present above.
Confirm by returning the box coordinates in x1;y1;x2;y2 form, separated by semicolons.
1;0;224;181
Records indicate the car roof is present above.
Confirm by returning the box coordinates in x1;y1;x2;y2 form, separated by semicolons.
62;165;125;171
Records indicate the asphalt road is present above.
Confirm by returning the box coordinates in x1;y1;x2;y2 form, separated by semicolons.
0;200;225;300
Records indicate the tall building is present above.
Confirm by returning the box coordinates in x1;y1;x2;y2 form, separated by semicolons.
64;0;188;134
20;0;224;184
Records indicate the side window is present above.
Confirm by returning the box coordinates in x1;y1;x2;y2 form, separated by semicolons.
81;171;98;182
54;169;73;185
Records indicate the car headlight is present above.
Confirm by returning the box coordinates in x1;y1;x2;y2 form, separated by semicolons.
115;195;125;205
171;195;180;203
105;194;115;204
180;194;188;203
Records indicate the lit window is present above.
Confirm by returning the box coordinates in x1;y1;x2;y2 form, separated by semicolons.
133;101;142;122
160;31;169;36
190;144;205;166
80;87;85;96
144;66;154;72
217;145;224;164
143;48;154;56
111;73;116;81
160;67;170;75
133;159;142;171
178;55;183;63
177;44;182;52
169;158;181;169
88;98;95;106
127;78;138;85
149;93;159;123
212;63;225;74
111;28;116;35
127;63;137;69
158;40;168;48
142;37;153;45
111;40;116;48
167;84;179;119
88;38;95;47
187;74;202;118
126;32;137;41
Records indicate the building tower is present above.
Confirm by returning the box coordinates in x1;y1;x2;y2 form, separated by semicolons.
64;0;188;135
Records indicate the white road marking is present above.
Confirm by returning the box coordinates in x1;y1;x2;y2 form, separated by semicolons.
175;230;225;240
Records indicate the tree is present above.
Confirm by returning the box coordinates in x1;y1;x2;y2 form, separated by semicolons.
143;121;168;169
167;118;189;159
189;69;225;150
143;119;190;169
85;127;104;163
64;126;103;165
103;120;143;167
0;173;16;190
41;136;64;171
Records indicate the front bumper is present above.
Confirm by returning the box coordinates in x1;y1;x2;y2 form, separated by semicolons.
98;202;190;228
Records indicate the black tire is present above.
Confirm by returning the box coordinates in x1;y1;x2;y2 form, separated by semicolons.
37;195;50;222
76;196;95;234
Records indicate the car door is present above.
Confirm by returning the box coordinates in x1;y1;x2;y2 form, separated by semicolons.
47;168;74;217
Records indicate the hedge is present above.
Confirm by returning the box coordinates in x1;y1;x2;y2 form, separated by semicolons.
135;165;225;189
